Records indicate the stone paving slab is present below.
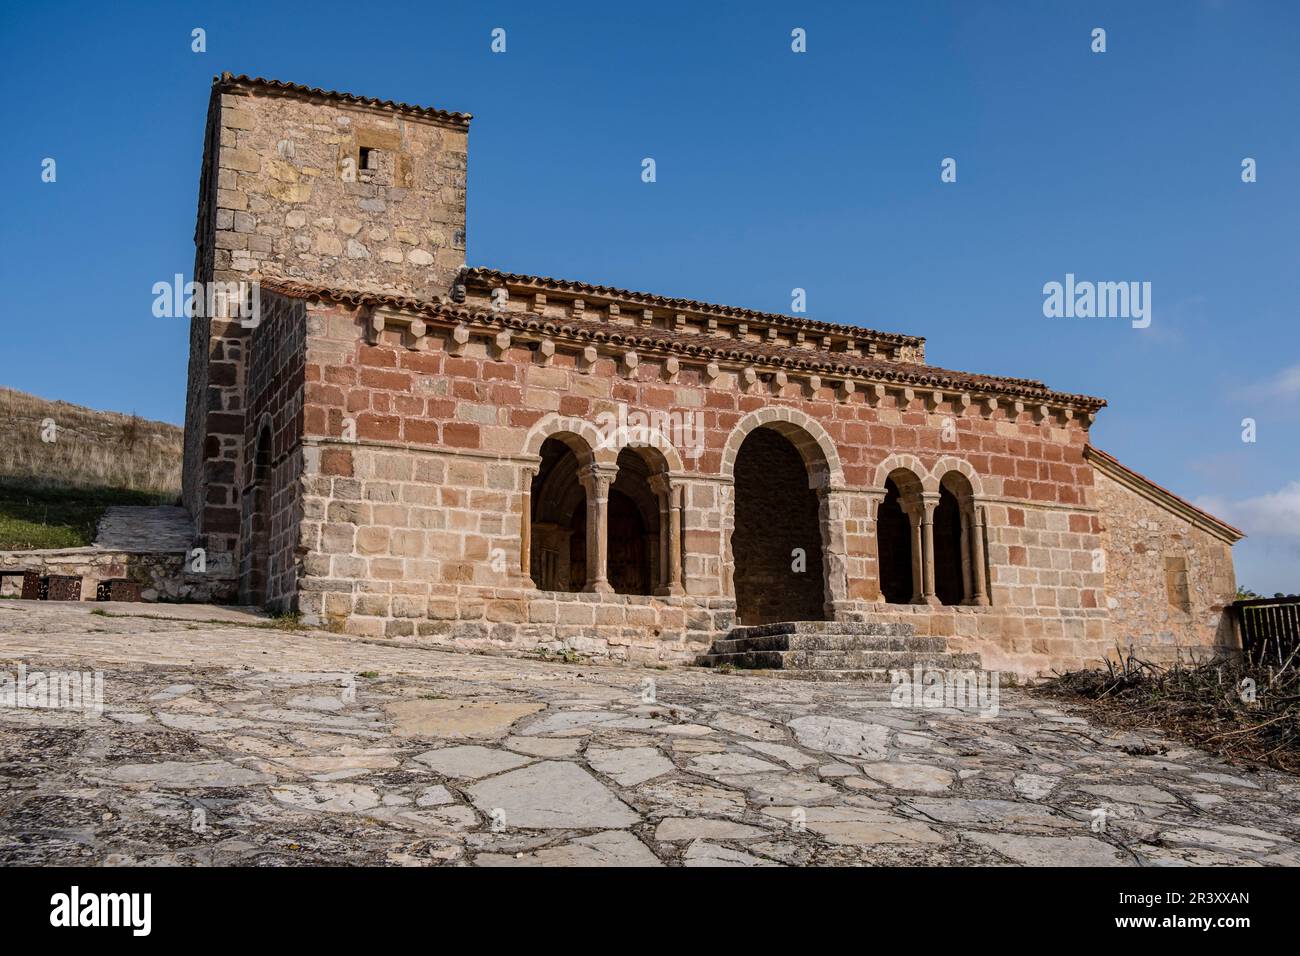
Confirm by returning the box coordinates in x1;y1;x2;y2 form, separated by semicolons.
1;601;1298;867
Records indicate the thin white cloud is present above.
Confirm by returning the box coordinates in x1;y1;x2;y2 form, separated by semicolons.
1236;363;1300;403
1196;481;1300;539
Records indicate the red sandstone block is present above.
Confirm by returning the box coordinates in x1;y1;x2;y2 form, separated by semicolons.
321;448;353;476
357;413;400;441
1029;481;1054;500
1068;513;1091;533
306;383;345;406
400;351;443;374
1006;507;1025;527
1016;458;1037;479
359;347;398;368
360;368;412;391
1009;545;1027;565
452;380;481;401
404;419;439;444
444;357;479;378
426;398;456;418
990;457;1016;478
324;365;357;385
346;388;370;413
705;391;735;410
482;362;517;382
1004;479;1030;498
491;384;522;406
612;382;638;402
509;408;545;428
443;422;480;448
304;406;327;434
372;393;391;412
559;395;589;416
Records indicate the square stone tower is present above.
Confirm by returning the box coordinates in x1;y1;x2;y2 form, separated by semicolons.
183;73;471;555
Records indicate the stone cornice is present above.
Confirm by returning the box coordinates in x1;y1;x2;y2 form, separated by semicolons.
261;278;1108;418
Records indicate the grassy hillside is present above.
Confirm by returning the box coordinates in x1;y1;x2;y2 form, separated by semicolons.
0;388;182;550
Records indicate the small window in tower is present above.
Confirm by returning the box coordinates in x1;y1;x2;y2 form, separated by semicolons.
359;146;379;171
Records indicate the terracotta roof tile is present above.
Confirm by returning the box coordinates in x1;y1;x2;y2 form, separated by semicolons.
462;267;923;347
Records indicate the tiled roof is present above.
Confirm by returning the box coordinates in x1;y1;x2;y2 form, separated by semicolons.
463;267;924;348
1085;446;1244;542
260;278;1107;410
213;73;472;127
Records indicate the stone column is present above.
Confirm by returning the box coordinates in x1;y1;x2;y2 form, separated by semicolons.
958;508;973;603
649;474;684;596
920;492;940;606
578;464;616;594
969;503;990;606
902;499;925;604
520;464;538;586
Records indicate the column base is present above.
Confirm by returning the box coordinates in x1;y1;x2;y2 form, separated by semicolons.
585;581;614;595
654;585;685;597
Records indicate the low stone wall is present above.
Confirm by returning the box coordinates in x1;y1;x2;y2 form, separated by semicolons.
0;548;236;604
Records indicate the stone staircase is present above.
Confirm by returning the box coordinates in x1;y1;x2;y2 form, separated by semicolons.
699;620;980;682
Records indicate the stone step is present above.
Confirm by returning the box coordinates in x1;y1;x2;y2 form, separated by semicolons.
702;649;981;671
708;633;948;655
726;620;916;640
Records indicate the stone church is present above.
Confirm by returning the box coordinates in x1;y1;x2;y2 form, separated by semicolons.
183;73;1243;677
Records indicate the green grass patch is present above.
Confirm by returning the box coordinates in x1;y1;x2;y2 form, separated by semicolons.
0;479;171;551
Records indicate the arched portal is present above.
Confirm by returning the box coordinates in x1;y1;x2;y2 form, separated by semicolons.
933;484;964;605
529;436;588;591
935;470;979;606
239;426;273;607
731;425;827;624
608;447;662;595
877;468;924;605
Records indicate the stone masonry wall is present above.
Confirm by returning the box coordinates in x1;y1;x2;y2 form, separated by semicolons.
238;292;309;611
284;296;1119;675
184;77;469;561
1093;469;1238;662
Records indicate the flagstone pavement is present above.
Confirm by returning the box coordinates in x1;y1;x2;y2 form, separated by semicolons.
1;601;1297;867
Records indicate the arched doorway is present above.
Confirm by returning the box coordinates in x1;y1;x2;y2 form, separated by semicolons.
731;425;827;624
877;468;924;605
935;471;979;606
933;484;964;605
239;427;272;607
608;447;663;596
529;436;588;591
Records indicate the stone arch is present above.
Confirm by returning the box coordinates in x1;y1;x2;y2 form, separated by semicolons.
521;414;616;468
934;467;990;606
877;465;925;605
728;424;832;624
871;453;929;494
606;427;686;475
721;407;844;490
928;456;985;497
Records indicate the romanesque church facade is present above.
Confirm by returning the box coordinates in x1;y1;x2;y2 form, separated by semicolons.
183;74;1242;677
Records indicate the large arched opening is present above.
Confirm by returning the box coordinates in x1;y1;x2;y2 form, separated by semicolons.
608;446;666;595
529;435;589;592
731;425;827;624
935;470;977;606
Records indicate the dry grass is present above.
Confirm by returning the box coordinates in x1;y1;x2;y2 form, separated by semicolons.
1038;650;1300;774
0;387;181;495
0;388;182;550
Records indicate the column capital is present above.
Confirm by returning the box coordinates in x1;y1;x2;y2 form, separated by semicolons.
577;463;618;496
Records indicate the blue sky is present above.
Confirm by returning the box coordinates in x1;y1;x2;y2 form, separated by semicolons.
1;1;1296;592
